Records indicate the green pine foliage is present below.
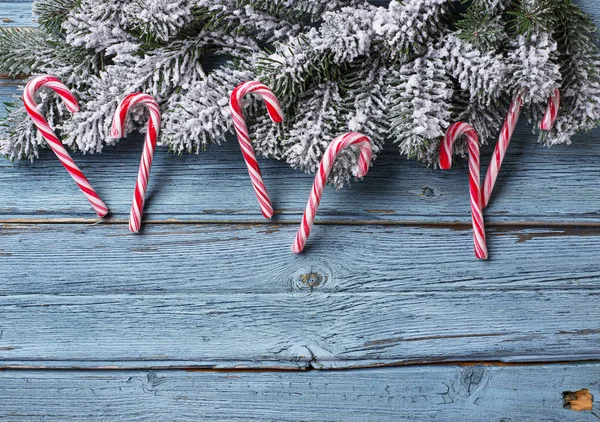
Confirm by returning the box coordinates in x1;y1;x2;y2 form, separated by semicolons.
0;0;598;186
0;0;359;161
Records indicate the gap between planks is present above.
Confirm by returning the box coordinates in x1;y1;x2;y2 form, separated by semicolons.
5;359;600;372
3;218;600;229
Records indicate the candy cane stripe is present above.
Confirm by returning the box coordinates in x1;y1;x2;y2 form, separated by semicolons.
483;90;561;208
111;93;161;233
482;95;523;208
23;75;109;217
439;122;488;260
540;88;560;131
230;81;284;219
292;132;372;254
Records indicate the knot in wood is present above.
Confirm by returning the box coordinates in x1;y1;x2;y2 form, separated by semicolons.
421;187;435;198
299;272;325;290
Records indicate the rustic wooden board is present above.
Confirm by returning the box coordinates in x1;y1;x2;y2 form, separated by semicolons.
3;223;600;295
0;223;599;369
1;364;599;421
0;2;34;28
0;1;600;419
1;126;600;224
573;0;599;23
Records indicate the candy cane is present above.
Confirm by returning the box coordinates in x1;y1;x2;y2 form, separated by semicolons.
482;95;523;209
440;122;488;260
23;75;108;217
540;88;560;131
230;81;283;219
292;132;372;254
111;93;161;233
483;89;560;207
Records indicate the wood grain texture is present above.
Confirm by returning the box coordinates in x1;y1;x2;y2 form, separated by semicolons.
0;2;34;28
1;364;600;421
1;125;600;223
0;223;599;369
0;1;599;419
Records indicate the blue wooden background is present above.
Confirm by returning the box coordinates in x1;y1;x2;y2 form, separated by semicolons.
1;1;600;420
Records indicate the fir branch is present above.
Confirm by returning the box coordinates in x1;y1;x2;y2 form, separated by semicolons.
33;0;81;34
456;6;507;51
468;0;512;13
373;0;452;60
257;34;344;103
0;89;73;161
196;0;361;43
279;82;350;185
61;35;209;153
338;59;388;152
440;33;506;105
452;87;509;147
128;0;193;45
507;0;557;38
504;32;561;105
257;4;377;102
388;49;454;162
0;28;55;77
164;65;254;155
541;0;600;144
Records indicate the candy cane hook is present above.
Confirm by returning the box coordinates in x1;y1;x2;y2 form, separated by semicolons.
23;75;109;217
230;81;283;219
292;132;372;254
483;89;560;207
440;122;488;260
111;93;161;233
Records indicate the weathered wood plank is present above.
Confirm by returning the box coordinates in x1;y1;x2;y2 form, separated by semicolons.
6;290;600;369
1;126;600;224
0;2;34;28
1;364;599;421
0;223;599;368
2;223;600;295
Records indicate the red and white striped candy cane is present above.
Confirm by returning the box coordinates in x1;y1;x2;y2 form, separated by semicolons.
23;75;109;217
111;93;161;233
482;95;523;209
483;89;560;207
230;81;283;219
440;122;488;260
540;88;560;131
292;132;372;254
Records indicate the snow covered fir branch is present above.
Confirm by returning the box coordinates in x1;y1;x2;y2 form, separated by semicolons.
0;0;358;160
0;0;598;187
